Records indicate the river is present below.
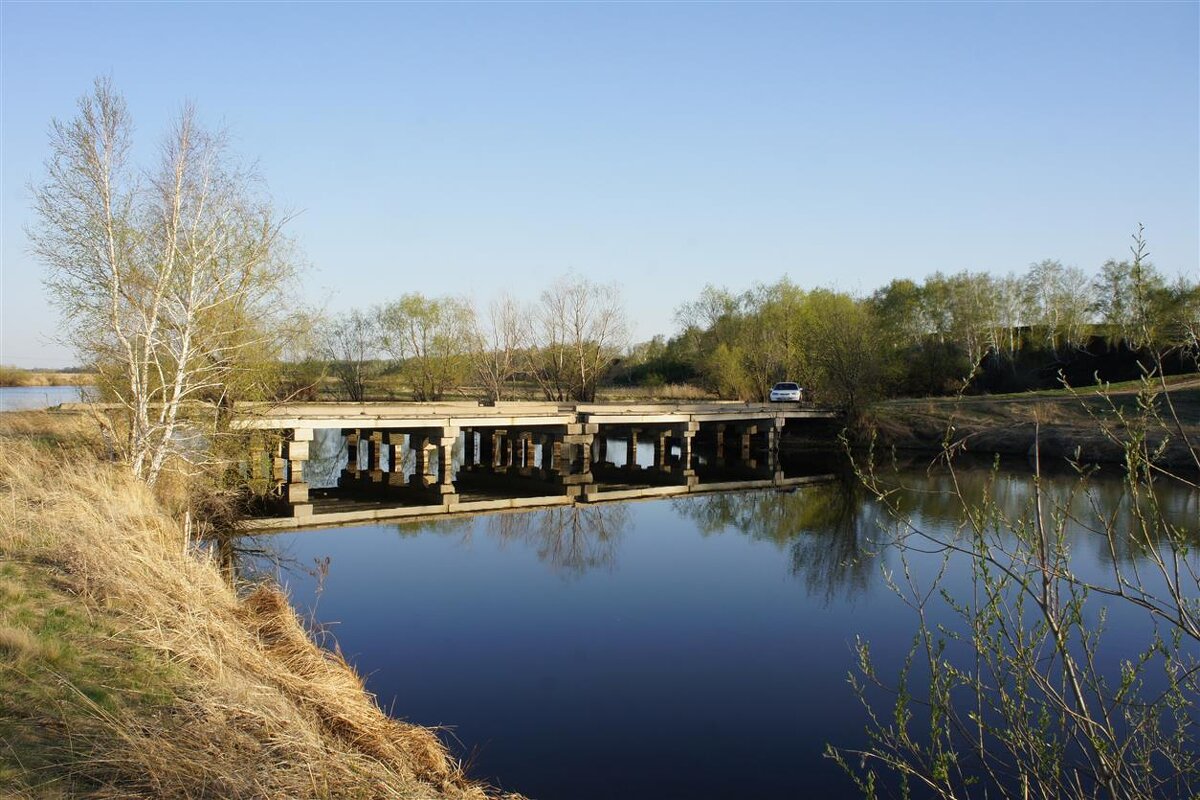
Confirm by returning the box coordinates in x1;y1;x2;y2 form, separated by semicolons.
0;384;94;411
241;458;1199;799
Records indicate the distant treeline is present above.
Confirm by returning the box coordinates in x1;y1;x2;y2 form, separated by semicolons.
293;231;1197;411
617;235;1198;408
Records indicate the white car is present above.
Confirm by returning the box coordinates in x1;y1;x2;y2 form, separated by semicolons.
769;382;803;403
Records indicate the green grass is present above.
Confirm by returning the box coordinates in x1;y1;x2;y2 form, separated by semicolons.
0;561;181;796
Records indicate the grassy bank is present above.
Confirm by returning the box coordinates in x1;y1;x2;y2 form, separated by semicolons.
866;376;1200;468
0;410;515;799
0;367;95;387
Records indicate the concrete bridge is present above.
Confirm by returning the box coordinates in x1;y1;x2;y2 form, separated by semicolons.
232;401;840;529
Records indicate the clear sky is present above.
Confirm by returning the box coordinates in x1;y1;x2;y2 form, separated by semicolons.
2;1;1197;367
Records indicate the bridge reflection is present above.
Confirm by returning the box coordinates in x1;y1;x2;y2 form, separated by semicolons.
224;466;868;589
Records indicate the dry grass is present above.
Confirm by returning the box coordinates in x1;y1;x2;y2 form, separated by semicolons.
0;413;519;799
596;383;715;402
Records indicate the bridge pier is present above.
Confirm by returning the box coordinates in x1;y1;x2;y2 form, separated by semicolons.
674;422;697;476
280;427;313;517
653;429;671;472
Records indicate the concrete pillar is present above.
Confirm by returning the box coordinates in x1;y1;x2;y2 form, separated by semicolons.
678;425;696;476
436;429;457;492
768;417;784;457
626;428;640;470
282;428;313;517
410;434;435;488
546;433;563;474
739;424;758;467
577;434;593;474
653;429;670;472
556;431;593;484
366;429;384;485
385;431;408;487
500;431;514;470
714;423;726;465
523;434;537;470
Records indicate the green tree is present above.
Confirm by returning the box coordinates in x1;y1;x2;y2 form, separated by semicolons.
800;291;886;417
379;294;474;401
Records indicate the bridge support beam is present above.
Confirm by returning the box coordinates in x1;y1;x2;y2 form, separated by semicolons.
653;429;671;472
385;431;408;487
739;424;758;467
281;428;312;517
410;434;435;488
436;430;458;501
673;422;697;477
365;430;384;487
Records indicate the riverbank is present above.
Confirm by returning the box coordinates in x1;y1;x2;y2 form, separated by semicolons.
865;377;1200;469
0;410;516;799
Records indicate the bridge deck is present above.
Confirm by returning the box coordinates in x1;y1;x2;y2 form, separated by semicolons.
231;401;838;430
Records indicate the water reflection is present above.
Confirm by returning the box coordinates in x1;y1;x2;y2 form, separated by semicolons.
673;481;880;600
486;505;629;576
222;459;1200;800
224;459;1200;593
867;456;1200;568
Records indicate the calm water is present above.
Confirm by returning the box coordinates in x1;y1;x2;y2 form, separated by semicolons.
244;462;1199;799
0;384;93;411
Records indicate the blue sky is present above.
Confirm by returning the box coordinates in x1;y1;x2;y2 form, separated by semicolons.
2;1;1197;366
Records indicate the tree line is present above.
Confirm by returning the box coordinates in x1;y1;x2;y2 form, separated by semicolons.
317;276;626;403
316;238;1197;413
624;233;1198;412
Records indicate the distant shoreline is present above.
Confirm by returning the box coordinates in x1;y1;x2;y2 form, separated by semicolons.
0;368;95;387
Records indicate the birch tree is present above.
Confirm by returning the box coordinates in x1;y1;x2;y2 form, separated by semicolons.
31;78;297;487
320;309;381;401
469;293;528;401
528;277;628;402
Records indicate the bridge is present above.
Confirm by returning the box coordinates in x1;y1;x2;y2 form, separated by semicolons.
232;401;840;530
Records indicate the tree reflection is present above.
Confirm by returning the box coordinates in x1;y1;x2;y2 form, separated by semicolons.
486;504;629;577
392;516;472;539
874;459;1200;567
672;480;880;601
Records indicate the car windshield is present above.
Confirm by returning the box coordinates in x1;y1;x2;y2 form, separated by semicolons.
774;383;799;390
